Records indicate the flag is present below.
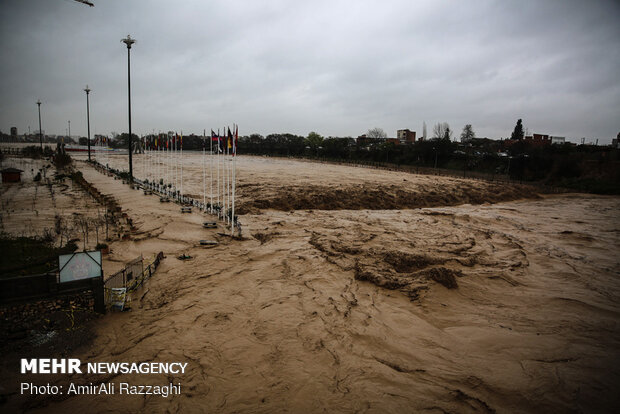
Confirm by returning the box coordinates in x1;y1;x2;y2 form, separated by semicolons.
234;124;238;155
227;127;233;150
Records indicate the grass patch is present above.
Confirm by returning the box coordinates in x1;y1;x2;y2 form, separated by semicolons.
0;235;77;278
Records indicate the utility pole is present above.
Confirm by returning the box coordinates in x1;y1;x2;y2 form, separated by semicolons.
121;35;136;182
37;100;42;150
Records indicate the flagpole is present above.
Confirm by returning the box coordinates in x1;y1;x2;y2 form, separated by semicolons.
168;135;171;196
228;133;231;225
224;131;228;223
222;127;225;222
226;127;229;224
231;124;236;236
202;129;206;210
231;149;235;236
173;133;176;197
217;129;220;218
210;130;213;214
180;131;183;202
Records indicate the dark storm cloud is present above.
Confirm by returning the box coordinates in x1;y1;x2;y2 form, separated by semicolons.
1;0;618;143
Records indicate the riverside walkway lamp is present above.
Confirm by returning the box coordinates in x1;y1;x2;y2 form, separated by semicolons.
84;85;91;160
121;35;136;181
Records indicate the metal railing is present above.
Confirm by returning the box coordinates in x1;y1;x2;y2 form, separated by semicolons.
103;251;164;310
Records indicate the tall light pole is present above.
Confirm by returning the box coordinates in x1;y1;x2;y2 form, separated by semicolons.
36;100;42;150
84;85;91;160
121;35;136;182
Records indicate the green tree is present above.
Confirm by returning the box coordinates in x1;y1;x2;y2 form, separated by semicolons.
460;124;475;142
305;132;324;155
511;119;524;140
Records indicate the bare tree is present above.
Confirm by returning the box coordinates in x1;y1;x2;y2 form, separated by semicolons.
73;214;90;250
90;217;104;245
54;215;65;247
433;122;452;140
367;128;387;139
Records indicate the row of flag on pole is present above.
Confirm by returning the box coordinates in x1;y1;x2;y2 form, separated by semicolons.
137;127;238;155
144;134;183;150
210;125;238;155
139;124;239;236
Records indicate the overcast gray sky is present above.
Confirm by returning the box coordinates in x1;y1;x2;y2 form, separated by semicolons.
1;0;619;143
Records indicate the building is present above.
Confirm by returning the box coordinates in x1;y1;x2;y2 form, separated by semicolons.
10;127;17;138
397;129;416;143
532;133;550;143
516;133;551;147
551;136;565;144
1;167;23;183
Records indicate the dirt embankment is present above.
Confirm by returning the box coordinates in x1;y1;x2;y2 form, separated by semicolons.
237;180;539;214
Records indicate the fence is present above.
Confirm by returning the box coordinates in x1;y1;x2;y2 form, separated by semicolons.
0;271;105;313
0;271;99;303
104;252;164;310
1;251;164;313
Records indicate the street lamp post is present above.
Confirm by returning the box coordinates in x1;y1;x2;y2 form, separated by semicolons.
36;100;42;150
121;35;136;182
84;85;91;161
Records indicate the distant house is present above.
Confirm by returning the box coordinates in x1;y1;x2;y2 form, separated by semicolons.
396;129;416;144
532;133;550;143
513;133;552;147
551;136;565;145
1;167;23;183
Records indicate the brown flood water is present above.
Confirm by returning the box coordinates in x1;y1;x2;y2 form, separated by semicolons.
2;152;619;413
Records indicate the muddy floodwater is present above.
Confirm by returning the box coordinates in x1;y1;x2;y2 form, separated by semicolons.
1;151;619;413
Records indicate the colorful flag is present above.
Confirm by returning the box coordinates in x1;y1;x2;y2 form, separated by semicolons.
234;124;238;155
227;127;233;150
